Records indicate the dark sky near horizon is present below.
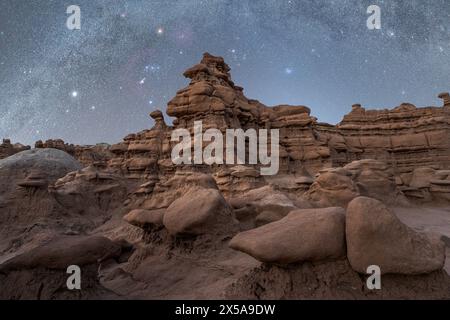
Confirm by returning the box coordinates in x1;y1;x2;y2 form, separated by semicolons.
0;0;449;145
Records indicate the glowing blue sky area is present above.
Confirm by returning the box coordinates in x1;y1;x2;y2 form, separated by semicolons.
0;0;449;145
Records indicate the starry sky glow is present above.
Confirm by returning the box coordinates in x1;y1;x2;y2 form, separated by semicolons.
0;0;449;145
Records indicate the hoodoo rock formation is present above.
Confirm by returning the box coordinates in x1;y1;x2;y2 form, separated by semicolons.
1;53;450;300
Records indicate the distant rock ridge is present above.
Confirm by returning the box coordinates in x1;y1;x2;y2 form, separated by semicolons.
0;139;30;159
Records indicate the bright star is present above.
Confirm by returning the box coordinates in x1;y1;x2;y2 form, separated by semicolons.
285;68;293;75
157;27;164;35
71;91;78;97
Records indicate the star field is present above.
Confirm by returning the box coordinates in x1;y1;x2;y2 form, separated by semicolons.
0;0;449;145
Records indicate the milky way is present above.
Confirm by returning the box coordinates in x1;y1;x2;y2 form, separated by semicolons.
0;0;449;145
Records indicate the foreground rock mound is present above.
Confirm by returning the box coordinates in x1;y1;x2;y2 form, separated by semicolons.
229;207;346;264
346;197;445;274
225;260;450;300
0;236;121;299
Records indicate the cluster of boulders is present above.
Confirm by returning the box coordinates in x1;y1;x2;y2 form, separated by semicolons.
124;171;237;237
229;196;446;276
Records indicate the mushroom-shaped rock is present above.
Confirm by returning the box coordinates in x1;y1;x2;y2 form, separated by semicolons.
163;187;234;236
229;207;346;264
346;197;445;275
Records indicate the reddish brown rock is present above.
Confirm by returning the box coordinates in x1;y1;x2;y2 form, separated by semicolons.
346;197;445;275
0;139;30;159
35;139;113;167
229;207;346;264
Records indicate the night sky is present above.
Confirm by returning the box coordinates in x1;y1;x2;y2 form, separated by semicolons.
0;0;449;145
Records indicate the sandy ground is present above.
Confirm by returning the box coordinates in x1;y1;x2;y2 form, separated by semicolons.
394;206;450;275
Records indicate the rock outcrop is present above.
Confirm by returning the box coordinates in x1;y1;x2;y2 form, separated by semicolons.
1;53;450;300
0;139;30;159
229;207;346;264
346;197;445;275
324;100;450;175
163;187;234;236
0;235;122;299
35;139;113;167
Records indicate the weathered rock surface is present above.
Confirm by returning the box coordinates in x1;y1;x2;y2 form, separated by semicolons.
35;139;113;167
305;168;359;207
163;187;234;236
323;99;450;175
346;197;445;275
123;209;165;228
0;236;121;300
229;207;346;264
0;236;121;271
0;148;82;216
0;139;30;159
1;54;450;300
225;260;450;300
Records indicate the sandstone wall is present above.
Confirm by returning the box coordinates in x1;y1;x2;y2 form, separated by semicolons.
321;99;450;174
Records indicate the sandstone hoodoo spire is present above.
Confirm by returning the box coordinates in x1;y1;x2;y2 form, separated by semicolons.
167;52;262;131
165;52;332;177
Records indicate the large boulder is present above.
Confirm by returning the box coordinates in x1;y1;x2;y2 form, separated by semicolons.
0;236;121;300
229;207;346;264
163;187;234;236
346;197;445;274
